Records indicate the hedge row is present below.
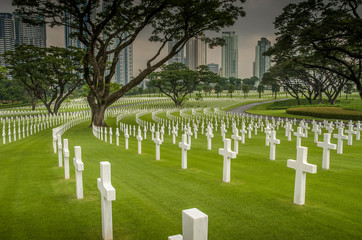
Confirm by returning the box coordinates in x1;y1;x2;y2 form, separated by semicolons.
286;107;362;121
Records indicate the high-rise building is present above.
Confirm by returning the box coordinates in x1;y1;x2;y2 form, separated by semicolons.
207;63;219;75
0;13;15;67
168;40;184;65
185;35;207;70
221;31;238;78
0;12;46;67
65;11;85;49
116;34;133;85
253;37;271;82
14;13;46;48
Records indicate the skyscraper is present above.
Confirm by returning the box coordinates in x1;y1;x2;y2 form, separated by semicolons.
0;13;14;67
14;13;46;48
116;34;133;85
221;31;238;78
253;37;271;82
207;63;219;75
0;12;46;67
168;40;184;65
185;35;207;70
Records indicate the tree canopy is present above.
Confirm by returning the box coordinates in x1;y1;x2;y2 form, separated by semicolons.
3;45;84;114
266;0;362;99
148;63;218;106
13;0;245;126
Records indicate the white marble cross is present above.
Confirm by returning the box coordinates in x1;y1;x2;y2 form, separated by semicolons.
317;133;337;170
193;125;198;139
109;127;113;144
219;138;237;182
57;134;63;167
115;128;120;146
97;161;116;240
247;124;253;139
266;131;280;161
160;125;165;142
264;125;271;146
355;121;361;140
186;126;193;145
172;126;177;144
8;127;11;143
124;128;129;150
136;127;143;154
239;124;247;144
293;127;305;147
287;146;317;205
231;127;241;154
311;124;321;143
345;125;356;146
168;208;208;240
333;127;348;154
154;131;162;160
179;134;191;169
151;125;155;140
73;146;84;199
104;128;108;142
144;126;147;139
285;122;294;141
63;139;70;179
220;124;227;141
205;126;214;150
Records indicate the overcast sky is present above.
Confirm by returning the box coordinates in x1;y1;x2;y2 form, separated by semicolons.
1;0;302;78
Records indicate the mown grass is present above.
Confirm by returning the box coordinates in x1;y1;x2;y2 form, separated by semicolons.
0;113;361;239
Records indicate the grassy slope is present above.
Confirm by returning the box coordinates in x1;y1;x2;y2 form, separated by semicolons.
0;115;361;239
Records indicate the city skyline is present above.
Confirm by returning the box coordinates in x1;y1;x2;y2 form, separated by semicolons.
0;0;303;78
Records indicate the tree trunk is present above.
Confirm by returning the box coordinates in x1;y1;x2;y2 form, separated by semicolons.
88;91;109;127
90;104;108;127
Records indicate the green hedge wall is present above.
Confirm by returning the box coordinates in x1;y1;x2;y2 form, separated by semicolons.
286;107;362;121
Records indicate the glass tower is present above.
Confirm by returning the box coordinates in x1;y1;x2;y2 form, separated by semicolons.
221;31;238;78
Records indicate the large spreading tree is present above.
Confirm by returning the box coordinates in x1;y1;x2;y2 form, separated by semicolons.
148;63;219;106
266;0;362;99
3;45;84;114
13;0;245;126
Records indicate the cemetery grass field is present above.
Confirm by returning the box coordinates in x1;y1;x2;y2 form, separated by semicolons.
1;112;362;239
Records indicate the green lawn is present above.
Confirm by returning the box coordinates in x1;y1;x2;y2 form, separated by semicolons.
0;113;361;239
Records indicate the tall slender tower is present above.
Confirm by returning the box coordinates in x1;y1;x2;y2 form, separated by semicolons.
221;31;238;78
14;13;46;48
185;34;207;70
0;13;15;67
168;40;184;65
253;37;271;82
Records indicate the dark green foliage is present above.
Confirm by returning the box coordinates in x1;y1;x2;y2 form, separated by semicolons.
148;63;218;106
3;45;84;114
266;0;362;99
286;107;362;120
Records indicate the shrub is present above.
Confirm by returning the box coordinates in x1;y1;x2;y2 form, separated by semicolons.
286;107;362;120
